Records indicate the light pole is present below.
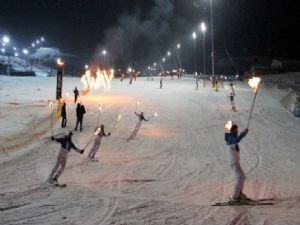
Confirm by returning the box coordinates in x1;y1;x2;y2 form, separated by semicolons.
177;43;182;68
209;0;215;78
167;51;171;70
201;22;207;74
192;32;197;74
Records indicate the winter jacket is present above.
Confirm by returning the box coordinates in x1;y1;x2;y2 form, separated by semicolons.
225;131;247;165
53;137;80;152
61;104;66;117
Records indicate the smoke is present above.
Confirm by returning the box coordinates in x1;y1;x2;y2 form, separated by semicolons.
93;0;208;69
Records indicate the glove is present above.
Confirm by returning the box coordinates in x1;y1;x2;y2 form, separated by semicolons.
51;136;55;141
80;149;84;154
244;128;249;133
108;133;111;136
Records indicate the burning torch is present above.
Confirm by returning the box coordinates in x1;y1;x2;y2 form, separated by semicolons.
110;113;122;133
49;101;54;137
247;77;262;128
97;104;102;126
135;101;140;111
83;127;101;150
149;112;158;121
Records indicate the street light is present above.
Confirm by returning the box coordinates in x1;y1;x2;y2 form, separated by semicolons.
2;35;10;44
162;57;166;62
41;37;45;42
1;48;5;53
177;43;182;69
102;49;107;55
192;32;197;74
201;22;207;74
23;49;29;55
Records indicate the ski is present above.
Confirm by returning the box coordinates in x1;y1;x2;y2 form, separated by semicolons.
54;183;67;188
212;199;274;206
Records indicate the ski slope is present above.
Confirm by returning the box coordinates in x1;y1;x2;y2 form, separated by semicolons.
0;76;300;225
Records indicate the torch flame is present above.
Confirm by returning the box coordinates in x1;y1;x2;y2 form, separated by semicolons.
117;114;122;121
248;77;261;92
81;68;114;95
136;101;140;106
225;120;233;131
154;112;158;117
94;127;101;135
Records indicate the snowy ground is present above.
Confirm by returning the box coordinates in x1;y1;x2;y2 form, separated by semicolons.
0;76;300;225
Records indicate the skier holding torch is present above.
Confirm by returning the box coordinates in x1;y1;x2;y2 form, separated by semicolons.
224;121;250;204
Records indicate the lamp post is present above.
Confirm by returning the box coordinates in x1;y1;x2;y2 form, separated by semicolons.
167;51;171;70
192;32;197;74
209;0;215;78
201;22;207;74
177;43;182;68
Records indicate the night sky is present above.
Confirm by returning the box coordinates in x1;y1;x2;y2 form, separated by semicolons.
0;0;299;72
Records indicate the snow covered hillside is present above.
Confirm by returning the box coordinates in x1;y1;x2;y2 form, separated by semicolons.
0;55;51;76
0;76;300;225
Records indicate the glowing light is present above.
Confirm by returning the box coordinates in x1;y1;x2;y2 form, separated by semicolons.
162;58;166;62
13;47;17;51
36;40;40;44
57;58;64;66
23;49;29;55
14;52;19;57
225;120;233;131
98;104;102;111
102;49;107;55
1;48;5;53
177;43;181;49
154;112;158;117
248;77;261;92
32;43;35;47
127;67;132;73
192;32;197;39
85;64;89;70
201;22;207;32
41;37;45;42
117;113;122;121
81;68;114;93
94;127;101;135
153;62;157;66
167;51;171;56
2;35;10;44
136;101;140;106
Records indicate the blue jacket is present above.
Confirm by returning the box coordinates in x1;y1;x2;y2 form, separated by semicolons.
53;137;79;152
225;131;247;152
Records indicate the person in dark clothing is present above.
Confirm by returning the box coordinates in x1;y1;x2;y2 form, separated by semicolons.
73;86;79;103
47;131;84;184
127;112;148;141
160;77;163;89
225;124;250;204
195;74;200;90
75;103;86;132
61;102;67;128
229;93;236;111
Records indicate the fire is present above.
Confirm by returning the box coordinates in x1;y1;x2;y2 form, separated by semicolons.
225;120;233;131
81;68;114;94
248;77;261;92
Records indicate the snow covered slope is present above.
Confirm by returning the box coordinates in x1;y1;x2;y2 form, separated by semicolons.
0;76;300;225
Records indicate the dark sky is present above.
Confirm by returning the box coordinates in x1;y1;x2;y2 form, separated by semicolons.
1;0;299;72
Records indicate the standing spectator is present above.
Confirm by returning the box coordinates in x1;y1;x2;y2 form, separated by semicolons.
75;103;86;132
61;102;67;128
73;86;79;103
160;76;163;89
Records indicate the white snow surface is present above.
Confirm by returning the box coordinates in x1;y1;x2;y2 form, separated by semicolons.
0;76;300;225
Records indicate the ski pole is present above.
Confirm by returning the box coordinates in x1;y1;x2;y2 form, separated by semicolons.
110;114;122;133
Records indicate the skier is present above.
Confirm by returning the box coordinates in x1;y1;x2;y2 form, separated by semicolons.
127;112;148;141
229;93;236;111
73;86;79;103
88;124;111;160
75;103;86;132
61;102;67;128
160;76;163;89
47;131;84;185
225;123;250;204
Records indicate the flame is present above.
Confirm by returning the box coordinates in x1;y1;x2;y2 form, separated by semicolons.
154;112;158;117
81;68;114;94
94;127;101;135
248;77;261;92
225;120;233;130
117;114;122;121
